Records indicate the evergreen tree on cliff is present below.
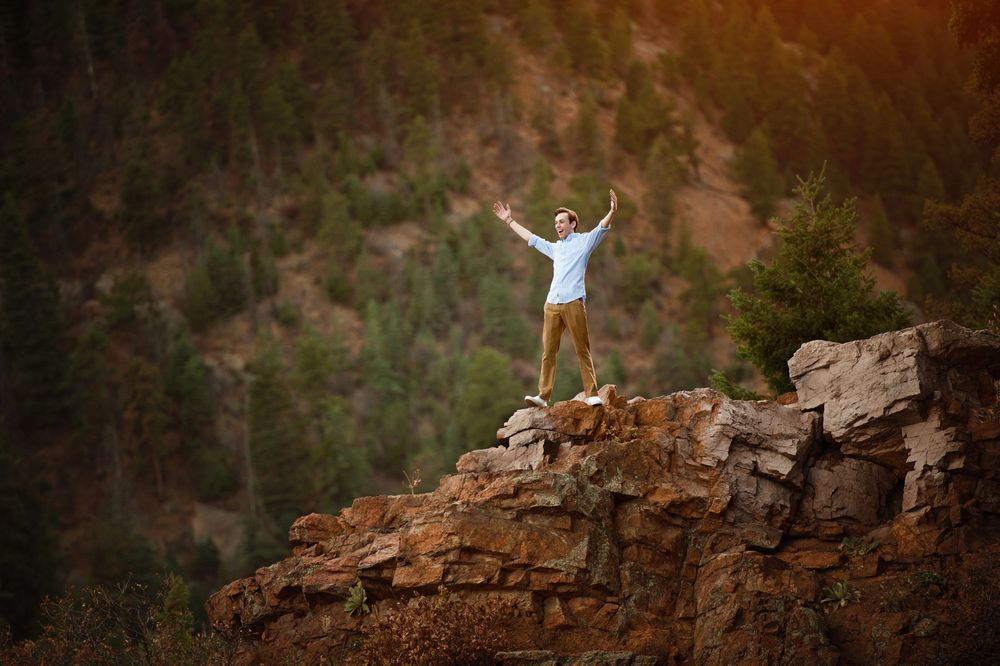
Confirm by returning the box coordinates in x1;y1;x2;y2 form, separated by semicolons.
727;172;911;393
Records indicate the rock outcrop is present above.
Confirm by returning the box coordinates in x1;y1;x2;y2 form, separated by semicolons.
206;321;1000;664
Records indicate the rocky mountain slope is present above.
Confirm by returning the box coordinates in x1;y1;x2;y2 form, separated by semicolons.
206;320;1000;664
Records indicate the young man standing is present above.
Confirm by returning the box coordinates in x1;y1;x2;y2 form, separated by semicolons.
492;189;618;408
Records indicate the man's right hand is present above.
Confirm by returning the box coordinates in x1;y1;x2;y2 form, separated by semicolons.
492;201;512;223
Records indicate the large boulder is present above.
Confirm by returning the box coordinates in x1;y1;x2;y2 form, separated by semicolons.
789;320;1000;556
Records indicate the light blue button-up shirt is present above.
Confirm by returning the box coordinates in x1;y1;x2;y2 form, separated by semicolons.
528;225;610;304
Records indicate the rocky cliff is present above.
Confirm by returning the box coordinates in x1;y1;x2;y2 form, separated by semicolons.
206;320;1000;665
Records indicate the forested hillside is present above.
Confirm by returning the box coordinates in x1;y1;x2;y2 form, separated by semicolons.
0;0;994;641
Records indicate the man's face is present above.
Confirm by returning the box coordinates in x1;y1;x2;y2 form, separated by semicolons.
554;212;575;239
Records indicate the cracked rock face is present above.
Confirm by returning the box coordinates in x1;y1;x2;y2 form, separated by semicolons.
789;320;1000;557
206;321;1000;664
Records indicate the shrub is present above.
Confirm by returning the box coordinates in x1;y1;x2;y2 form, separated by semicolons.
839;536;879;556
348;589;515;666
0;578;232;665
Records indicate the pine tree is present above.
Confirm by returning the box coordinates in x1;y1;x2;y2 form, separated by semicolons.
69;323;113;457
814;52;858;171
308;0;359;82
679;2;713;86
291;325;366;510
120;153;164;251
456;347;521;449
313;398;369;511
90;500;162;589
429;244;460;332
248;338;309;526
184;242;248;331
260;79;299;161
868;196;896;268
564;7;607;78
164;330;215;445
359;302;412;467
914;159;946;220
526;157;554;225
614;62;675;159
608;7;633;77
644;133;686;249
155;574;194;651
0;195;70;425
571;91;603;173
162;53;210;166
120;356;171;498
531;99;562;157
0;432;58;638
638;300;660;351
727;172;911;393
394;21;441;122
677;245;727;339
734;128;784;223
619;253;661;313
760;54;818;177
353;249;390;308
861;96;911;206
402;115;443;216
477;271;532;360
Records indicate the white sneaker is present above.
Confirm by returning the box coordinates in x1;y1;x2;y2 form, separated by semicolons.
585;396;604;406
524;395;548;408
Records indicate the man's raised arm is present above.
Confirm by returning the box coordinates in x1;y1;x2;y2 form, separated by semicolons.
598;188;618;229
492;200;534;243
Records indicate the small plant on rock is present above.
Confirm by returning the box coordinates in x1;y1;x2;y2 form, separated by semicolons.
402;468;421;495
839;536;880;556
344;580;370;616
821;581;862;608
911;570;948;598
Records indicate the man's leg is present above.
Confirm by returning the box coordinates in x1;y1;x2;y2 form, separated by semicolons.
538;303;564;402
564;299;598;398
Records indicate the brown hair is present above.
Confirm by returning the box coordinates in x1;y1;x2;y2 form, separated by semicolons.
553;206;579;231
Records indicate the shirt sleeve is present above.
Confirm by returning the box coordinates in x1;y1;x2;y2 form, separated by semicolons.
528;234;555;260
583;224;611;254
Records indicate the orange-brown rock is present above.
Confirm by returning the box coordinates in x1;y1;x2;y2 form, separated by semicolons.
206;320;1000;664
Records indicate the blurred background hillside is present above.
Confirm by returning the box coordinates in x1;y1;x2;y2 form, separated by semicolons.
0;0;996;639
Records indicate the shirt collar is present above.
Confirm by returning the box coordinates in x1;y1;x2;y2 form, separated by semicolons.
558;232;579;243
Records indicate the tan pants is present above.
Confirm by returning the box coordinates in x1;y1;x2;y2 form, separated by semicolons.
539;299;597;401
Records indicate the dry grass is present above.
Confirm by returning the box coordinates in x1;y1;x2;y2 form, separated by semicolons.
346;589;516;666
